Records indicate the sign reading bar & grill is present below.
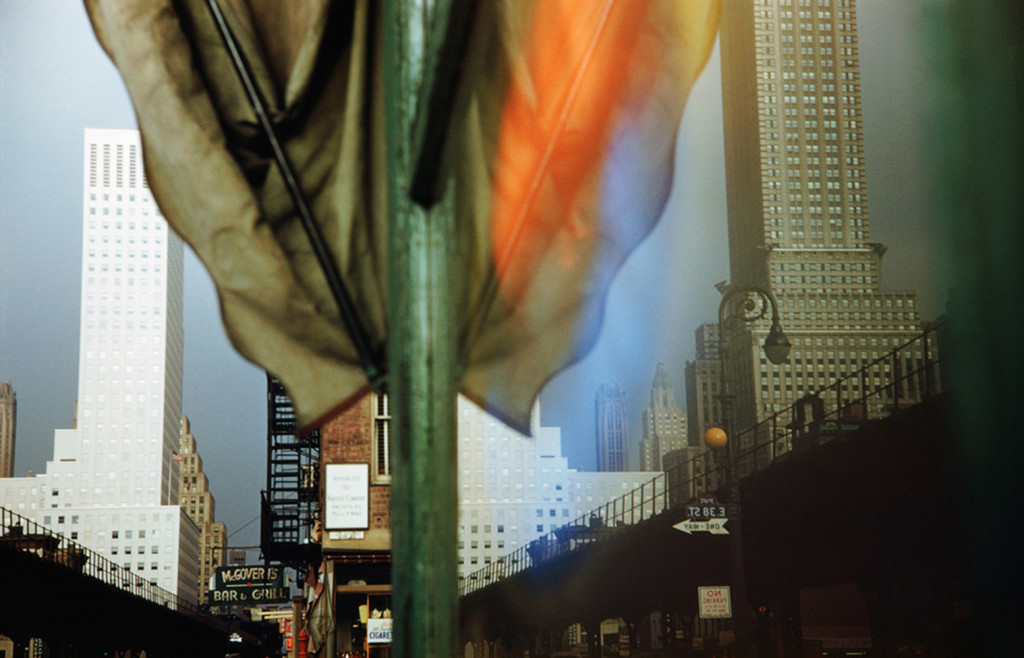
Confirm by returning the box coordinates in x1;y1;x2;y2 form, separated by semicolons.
211;565;289;604
698;586;732;619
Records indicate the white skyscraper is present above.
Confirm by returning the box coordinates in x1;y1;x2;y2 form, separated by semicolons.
457;396;660;580
0;128;199;600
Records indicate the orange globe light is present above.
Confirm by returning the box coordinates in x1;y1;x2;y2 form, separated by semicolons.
704;427;728;449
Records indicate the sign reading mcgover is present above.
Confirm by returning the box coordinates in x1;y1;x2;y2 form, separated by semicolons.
211;565;290;604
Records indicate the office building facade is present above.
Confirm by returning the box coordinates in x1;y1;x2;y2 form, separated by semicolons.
685;324;723;448
457;396;660;580
712;0;928;471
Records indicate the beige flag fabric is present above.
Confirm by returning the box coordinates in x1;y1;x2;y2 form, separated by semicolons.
85;0;719;434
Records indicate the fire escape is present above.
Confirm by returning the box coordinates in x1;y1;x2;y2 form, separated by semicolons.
261;375;321;572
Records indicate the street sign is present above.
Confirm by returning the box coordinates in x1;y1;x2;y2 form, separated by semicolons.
698;586;733;619
676;495;729;534
685;496;727;520
673;518;729;534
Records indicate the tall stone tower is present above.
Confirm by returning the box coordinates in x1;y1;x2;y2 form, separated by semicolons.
0;383;15;478
639;364;687;471
716;0;928;469
178;415;227;603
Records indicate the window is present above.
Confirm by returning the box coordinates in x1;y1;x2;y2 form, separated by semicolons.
372;392;392;483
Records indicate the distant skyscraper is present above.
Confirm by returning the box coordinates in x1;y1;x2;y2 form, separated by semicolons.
685;324;723;448
0;383;15;478
595;383;629;472
0;128;199;600
639;364;687;471
715;0;928;470
178;416;227;603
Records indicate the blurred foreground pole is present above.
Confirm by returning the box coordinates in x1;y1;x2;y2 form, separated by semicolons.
384;1;459;656
935;0;1023;655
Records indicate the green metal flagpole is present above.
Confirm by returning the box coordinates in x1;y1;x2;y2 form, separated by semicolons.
385;1;461;655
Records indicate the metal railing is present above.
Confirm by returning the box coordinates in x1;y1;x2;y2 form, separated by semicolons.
459;322;945;596
0;506;218;622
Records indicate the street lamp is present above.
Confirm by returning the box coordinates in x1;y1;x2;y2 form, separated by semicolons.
708;283;790;656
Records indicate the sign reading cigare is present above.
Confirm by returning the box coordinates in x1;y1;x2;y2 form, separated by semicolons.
367;618;393;644
325;463;370;530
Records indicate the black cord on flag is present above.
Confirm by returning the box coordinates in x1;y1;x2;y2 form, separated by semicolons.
203;0;387;392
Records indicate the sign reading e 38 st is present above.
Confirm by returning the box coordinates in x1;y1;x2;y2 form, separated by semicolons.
673;496;730;535
211;565;289;604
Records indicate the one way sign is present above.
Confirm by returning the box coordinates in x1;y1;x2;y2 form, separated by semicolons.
673;517;730;535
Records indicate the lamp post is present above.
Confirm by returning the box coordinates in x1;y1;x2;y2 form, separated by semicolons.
707;284;790;656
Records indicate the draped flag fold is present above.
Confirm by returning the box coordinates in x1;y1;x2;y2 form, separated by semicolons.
85;0;720;433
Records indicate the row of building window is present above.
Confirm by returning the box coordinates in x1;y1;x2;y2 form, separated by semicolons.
778;311;915;322
88;206;161;217
109;545;162;555
88;144;146;189
779;294;914;308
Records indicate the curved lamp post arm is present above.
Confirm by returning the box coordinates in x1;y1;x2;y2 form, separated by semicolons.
714;283;791;468
718;284;791;367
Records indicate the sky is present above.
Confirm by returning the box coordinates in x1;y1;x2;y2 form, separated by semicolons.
0;2;943;550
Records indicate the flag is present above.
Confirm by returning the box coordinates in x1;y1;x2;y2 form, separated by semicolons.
84;0;720;433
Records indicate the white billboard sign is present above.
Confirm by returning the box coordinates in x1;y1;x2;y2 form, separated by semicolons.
324;463;369;530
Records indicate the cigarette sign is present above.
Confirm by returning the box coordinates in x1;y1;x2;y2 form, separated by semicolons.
367;618;393;644
698;586;732;619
